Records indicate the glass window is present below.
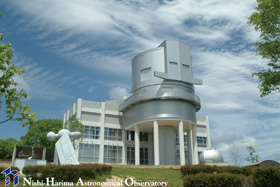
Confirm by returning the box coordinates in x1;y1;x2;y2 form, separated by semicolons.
78;143;99;163
140;132;148;142
105;128;122;141
127;147;135;165
176;135;187;146
176;150;180;165
83;126;100;139
197;137;207;148
176;149;188;165
104;145;122;164
198;151;203;158
127;131;134;141
127;147;148;165
127;131;148;142
140;148;148;165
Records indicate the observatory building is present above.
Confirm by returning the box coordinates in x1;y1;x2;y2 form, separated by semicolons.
63;40;211;165
199;148;228;166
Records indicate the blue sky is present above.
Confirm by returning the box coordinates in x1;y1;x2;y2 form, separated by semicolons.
0;0;279;165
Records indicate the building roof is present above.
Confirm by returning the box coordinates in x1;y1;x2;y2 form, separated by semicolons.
246;160;280;167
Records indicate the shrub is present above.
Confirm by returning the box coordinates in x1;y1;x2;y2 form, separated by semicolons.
240;175;254;187
183;173;243;187
180;165;252;176
180;165;218;176
217;166;252;176
253;167;280;187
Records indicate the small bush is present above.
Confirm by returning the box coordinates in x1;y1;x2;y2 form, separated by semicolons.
218;166;252;176
253;167;280;187
240;175;254;187
180;165;218;176
183;173;243;187
22;164;112;182
181;165;252;176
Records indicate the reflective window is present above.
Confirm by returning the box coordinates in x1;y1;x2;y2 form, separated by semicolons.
127;147;148;165
140;148;148;165
176;149;188;165
197;137;207;148
198;151;203;158
105;128;122;141
140;132;148;142
104;145;122;164
176;135;187;146
83;126;100;139
127;131;134;141
127;131;148;142
127;147;135;165
79;143;99;163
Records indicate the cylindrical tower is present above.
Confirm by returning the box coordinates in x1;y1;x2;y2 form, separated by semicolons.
120;40;202;165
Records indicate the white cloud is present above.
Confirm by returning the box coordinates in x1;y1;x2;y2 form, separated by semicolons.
6;0;257;76
217;136;260;165
109;87;129;100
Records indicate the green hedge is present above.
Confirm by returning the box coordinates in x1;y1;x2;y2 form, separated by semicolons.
181;165;218;176
181;165;280;187
218;166;252;176
181;165;252;176
183;173;243;187
23;164;112;182
253;167;280;187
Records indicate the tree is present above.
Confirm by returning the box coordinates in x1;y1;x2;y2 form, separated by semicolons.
65;114;84;134
65;114;84;150
245;146;259;163
20;119;63;161
228;143;242;166
248;0;280;97
0;12;36;125
0;138;17;159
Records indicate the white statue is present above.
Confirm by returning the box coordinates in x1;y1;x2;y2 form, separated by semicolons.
47;129;82;165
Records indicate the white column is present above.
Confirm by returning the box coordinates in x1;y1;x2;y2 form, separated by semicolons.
122;130;127;164
135;125;140;165
76;98;82;120
73;103;78;156
205;116;211;148
192;125;199;164
179;121;185;165
153;121;159;165
67;110;70;122
187;129;193;165
63;114;66;128
75;99;82;159
99;102;105;163
73;103;76;115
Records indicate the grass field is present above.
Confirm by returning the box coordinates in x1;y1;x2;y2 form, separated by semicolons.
110;165;182;186
0;161;183;186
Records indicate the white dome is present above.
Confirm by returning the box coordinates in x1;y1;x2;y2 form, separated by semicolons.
199;148;224;164
47;132;57;141
57;129;71;138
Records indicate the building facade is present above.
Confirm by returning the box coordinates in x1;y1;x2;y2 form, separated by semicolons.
63;40;211;165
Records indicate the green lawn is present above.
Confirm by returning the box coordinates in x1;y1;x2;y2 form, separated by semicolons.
0;162;183;186
110;165;183;186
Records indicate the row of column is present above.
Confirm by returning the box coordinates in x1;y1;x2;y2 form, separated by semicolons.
134;120;199;166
